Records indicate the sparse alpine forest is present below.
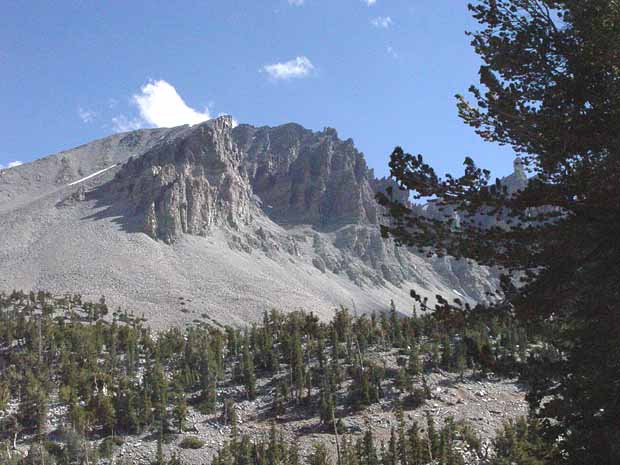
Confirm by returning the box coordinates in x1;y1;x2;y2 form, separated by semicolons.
0;291;554;465
2;0;620;464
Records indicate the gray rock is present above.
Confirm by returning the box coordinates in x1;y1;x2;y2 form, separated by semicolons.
0;116;501;327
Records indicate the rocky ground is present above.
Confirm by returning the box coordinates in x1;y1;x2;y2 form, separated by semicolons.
104;369;526;465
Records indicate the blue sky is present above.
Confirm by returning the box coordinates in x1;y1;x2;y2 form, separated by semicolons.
1;0;515;178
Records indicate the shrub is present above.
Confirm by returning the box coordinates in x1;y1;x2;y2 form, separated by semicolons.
99;436;124;458
404;387;427;409
179;436;205;449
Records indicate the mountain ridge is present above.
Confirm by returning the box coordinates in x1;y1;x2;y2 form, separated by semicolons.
0;116;501;326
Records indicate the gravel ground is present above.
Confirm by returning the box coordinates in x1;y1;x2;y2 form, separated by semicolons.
104;369;527;465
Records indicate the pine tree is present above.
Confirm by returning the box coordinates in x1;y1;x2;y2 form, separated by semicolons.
395;406;408;465
383;428;398;465
394;368;411;394
440;335;453;371
95;394;116;436
309;443;332;465
18;373;48;437
140;389;153;432
377;1;620;462
155;424;164;465
425;411;439;461
242;341;256;400
389;300;401;347
408;421;426;465
407;343;421;376
361;427;380;465
266;422;285;465
173;391;188;433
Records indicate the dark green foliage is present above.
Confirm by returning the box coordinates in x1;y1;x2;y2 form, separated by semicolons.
308;443;332;465
359;428;380;465
172;391;188;433
377;1;620;462
491;418;559;465
0;291;540;464
98;435;124;459
241;339;257;400
178;436;205;449
18;372;48;436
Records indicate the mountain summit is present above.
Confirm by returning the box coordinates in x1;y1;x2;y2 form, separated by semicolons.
0;117;500;326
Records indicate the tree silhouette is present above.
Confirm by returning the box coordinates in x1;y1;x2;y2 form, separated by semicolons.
377;1;620;463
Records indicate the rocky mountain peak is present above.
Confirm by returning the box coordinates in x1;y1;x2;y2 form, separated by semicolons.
109;117;255;243
233;123;380;228
0;117;500;325
501;156;528;195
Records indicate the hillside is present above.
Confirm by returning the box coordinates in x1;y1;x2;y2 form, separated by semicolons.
0;117;501;327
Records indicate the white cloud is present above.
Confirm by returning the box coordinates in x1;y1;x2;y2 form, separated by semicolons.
363;0;377;5
371;16;393;28
110;80;237;133
262;56;315;80
288;0;304;5
0;161;23;170
78;107;96;123
387;46;398;58
133;80;211;128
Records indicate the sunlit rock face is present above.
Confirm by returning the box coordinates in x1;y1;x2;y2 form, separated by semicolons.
234;124;380;228
0;116;501;326
111;117;255;243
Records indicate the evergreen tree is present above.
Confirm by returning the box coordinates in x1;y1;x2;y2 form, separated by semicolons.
377;1;620;462
173;391;188;433
18;373;48;437
242;340;256;400
407;343;421;377
383;428;398;465
360;427;379;465
425;411;439;461
308;443;332;465
155;426;164;465
491;417;558;465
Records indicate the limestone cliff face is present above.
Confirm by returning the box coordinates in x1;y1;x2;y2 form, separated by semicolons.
110;117;255;243
233;124;380;227
0;116;503;323
94;116;498;304
110;118;398;242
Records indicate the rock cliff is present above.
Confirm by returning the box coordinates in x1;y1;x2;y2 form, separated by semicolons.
109;117;255;243
233;124;380;228
0;116;501;326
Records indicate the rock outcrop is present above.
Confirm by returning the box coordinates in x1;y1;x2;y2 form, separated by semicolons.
0;116;502;326
109;117;255;243
234;124;380;227
98;117;499;300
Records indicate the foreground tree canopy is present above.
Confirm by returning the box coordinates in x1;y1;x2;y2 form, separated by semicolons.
378;1;620;464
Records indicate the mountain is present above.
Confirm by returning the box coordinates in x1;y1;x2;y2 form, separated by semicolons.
0;116;500;327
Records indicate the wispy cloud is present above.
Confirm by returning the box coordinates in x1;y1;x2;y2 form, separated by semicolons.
371;16;393;28
0;161;23;170
387;46;398;59
111;115;145;132
363;0;377;5
78;107;96;123
288;0;304;5
111;80;225;132
262;56;315;80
